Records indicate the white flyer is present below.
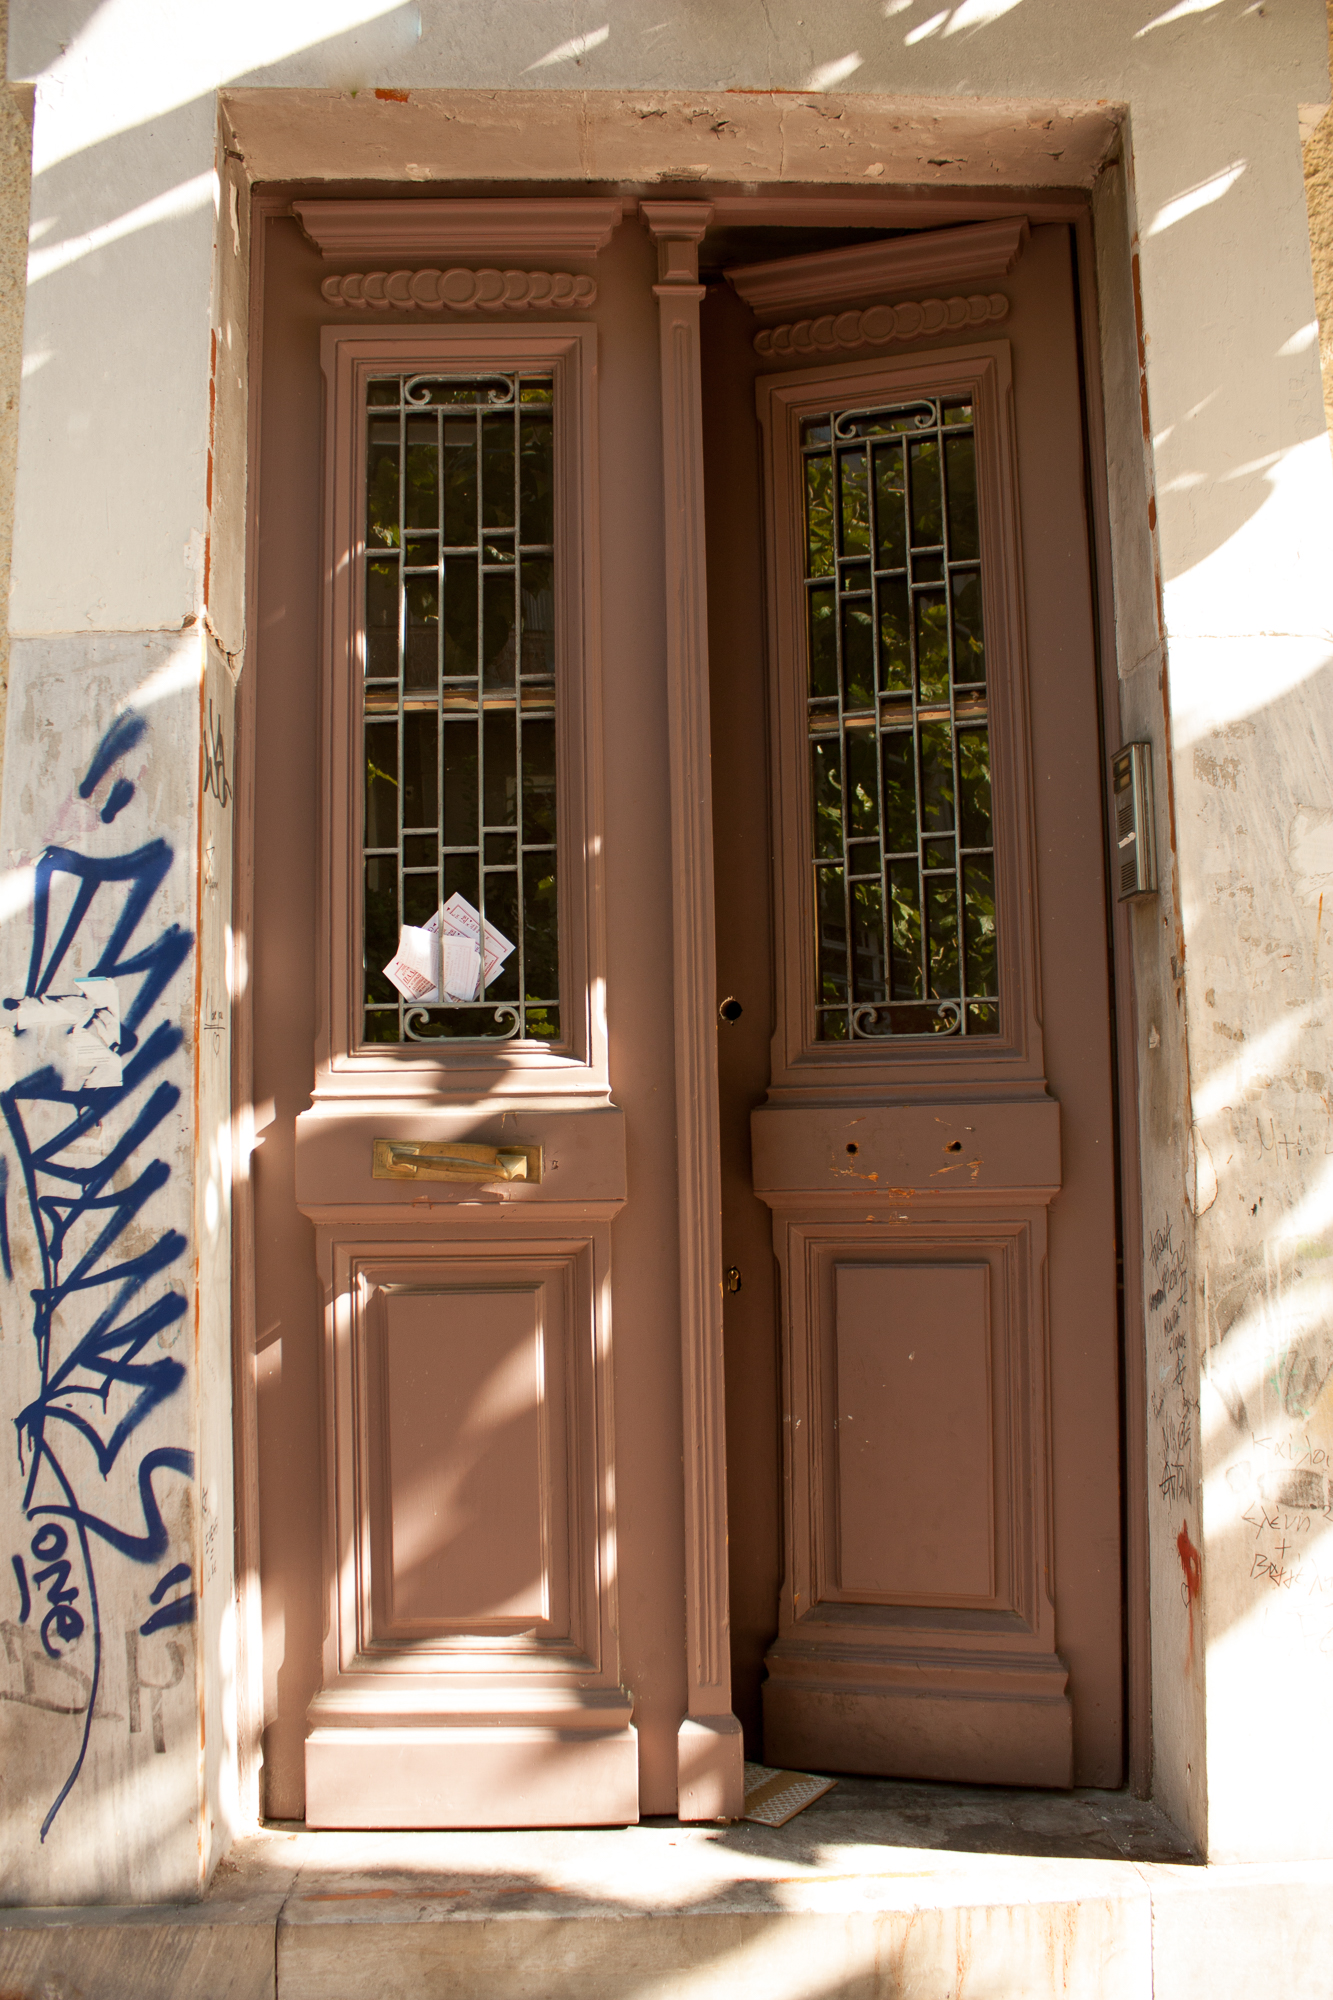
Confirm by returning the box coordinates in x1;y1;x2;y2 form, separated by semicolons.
382;896;515;1006
382;923;436;1002
438;894;515;989
436;935;479;1002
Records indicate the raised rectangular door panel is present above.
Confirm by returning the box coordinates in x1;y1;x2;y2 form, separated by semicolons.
372;1282;560;1639
333;1244;594;1672
833;1263;993;1602
761;1217;1070;1785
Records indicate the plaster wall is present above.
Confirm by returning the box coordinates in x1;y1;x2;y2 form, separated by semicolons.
0;0;31;770
1304;5;1333;440
0;629;232;1903
3;0;1333;1892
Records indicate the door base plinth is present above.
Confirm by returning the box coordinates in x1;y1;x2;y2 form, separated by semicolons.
677;1712;745;1821
762;1647;1073;1789
305;1707;639;1829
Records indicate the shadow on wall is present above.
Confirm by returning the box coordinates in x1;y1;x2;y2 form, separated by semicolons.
11;0;1330;612
1304;23;1333;441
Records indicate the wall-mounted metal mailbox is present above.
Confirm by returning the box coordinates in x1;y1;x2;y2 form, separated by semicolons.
1111;742;1157;899
372;1139;543;1184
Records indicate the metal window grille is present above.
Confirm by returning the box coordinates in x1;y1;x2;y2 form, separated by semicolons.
360;371;560;1045
802;397;1000;1041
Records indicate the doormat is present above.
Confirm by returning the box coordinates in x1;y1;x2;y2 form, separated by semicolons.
742;1761;837;1827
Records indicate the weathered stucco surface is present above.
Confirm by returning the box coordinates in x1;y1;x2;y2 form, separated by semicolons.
0;0;31;781
0;632;211;1902
2;0;1333;1899
1304;5;1333;439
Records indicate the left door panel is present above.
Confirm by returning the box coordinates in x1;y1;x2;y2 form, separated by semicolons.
248;205;646;1827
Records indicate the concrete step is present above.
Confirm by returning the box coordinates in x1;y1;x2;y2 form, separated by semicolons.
2;1779;1332;1999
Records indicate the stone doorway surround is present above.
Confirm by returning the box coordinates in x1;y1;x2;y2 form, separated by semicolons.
225;81;1155;1846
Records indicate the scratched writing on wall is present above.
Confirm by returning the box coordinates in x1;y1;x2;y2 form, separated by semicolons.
1226;1434;1333;1643
1149;1214;1196;1507
2;710;195;1840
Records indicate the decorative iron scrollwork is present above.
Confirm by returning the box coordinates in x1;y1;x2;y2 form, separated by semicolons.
851;1001;962;1039
402;372;515;407
402;1004;522;1043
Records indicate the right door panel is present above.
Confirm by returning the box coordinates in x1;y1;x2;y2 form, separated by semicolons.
715;219;1122;1788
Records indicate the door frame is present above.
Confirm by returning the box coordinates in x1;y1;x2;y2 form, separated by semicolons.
229;166;1151;1818
1068;202;1151;1798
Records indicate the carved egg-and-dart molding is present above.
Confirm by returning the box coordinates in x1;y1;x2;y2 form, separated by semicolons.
320;268;597;311
754;292;1008;358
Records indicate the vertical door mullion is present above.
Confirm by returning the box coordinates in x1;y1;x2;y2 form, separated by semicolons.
907;438;928;1011
397;395;407;1039
474;402;485;1003
436;403;445;999
514;392;525;1037
943;406;965;1035
870;440;888;1034
833;431;852;1038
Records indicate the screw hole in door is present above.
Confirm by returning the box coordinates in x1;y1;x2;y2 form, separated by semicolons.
946;1140;962;1152
719;997;743;1024
846;1143;859;1155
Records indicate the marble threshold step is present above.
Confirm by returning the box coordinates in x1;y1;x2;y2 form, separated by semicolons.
2;1777;1331;1999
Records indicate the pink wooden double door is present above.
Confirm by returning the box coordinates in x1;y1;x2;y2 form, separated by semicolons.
248;193;1122;1827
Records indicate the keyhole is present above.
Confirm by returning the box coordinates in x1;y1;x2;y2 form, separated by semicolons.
946;1140;962;1152
726;1266;742;1294
846;1143;859;1155
719;997;743;1024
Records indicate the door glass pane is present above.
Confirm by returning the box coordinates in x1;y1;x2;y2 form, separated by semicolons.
799;399;999;1041
361;373;560;1045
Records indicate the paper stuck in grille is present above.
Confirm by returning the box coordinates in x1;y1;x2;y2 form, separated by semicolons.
383;893;516;1006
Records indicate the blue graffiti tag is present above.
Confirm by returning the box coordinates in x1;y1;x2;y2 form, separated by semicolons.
76;712;148;801
3;713;197;1839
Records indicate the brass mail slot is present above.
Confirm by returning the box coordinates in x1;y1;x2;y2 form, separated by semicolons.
372;1138;542;1185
